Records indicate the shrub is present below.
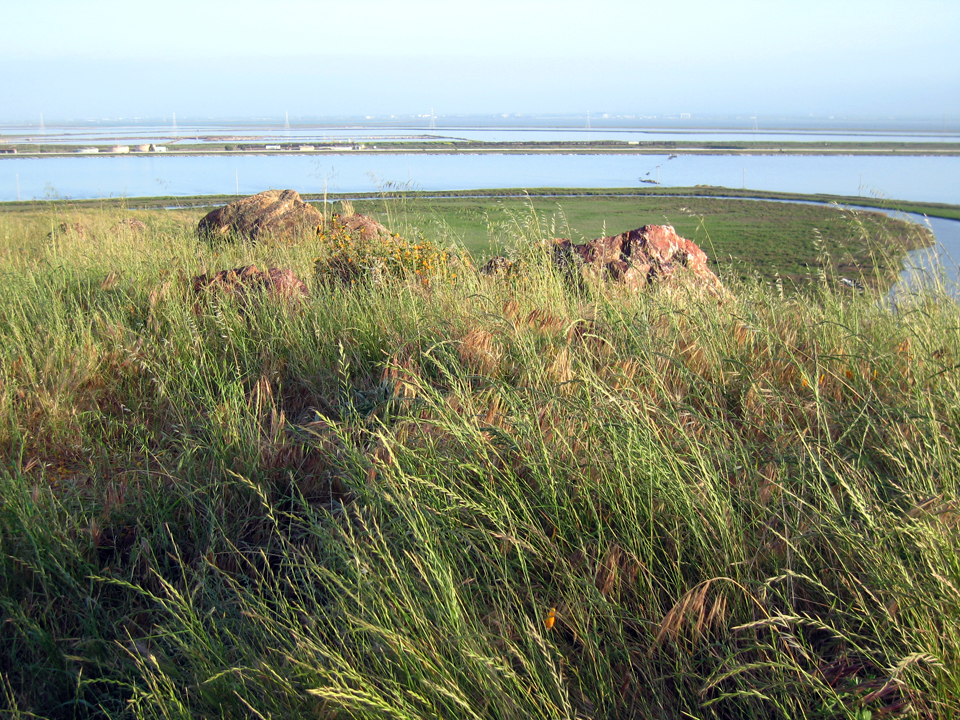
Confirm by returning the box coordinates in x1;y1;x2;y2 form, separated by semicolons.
315;229;457;286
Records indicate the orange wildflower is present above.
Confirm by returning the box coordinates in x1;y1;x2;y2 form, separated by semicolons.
544;607;556;630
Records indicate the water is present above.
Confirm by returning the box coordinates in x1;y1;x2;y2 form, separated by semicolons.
6;127;959;146
4;153;960;205
660;196;960;300
3;131;957;300
889;215;960;302
5;118;958;146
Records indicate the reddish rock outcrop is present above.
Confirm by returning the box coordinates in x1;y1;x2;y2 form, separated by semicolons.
554;224;721;291
197;189;324;242
192;265;309;303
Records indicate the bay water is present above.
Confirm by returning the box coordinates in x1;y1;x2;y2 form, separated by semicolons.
3;153;959;205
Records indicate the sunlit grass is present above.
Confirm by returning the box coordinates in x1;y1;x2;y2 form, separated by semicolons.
0;199;957;719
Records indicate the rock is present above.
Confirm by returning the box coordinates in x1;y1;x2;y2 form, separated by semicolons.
48;222;86;239
321;213;391;242
480;256;516;276
553;224;721;291
116;218;147;234
197;189;391;245
192;265;309;303
197;189;324;242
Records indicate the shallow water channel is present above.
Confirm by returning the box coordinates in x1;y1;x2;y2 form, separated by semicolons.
686;196;960;300
888;214;960;302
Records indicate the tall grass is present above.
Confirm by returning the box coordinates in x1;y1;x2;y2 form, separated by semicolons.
0;201;957;719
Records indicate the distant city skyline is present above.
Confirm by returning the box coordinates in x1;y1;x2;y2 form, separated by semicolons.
2;0;958;124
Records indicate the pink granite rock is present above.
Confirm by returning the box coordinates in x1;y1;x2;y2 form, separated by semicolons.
554;224;721;291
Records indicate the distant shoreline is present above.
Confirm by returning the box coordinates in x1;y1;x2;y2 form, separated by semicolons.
3;140;960;159
3;186;959;221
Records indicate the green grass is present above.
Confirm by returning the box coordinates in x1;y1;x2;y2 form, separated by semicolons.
0;199;958;719
3;190;929;288
344;194;929;285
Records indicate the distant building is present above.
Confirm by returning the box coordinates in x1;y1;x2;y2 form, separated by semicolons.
111;146;131;154
298;145;315;151
150;145;167;152
78;147;99;154
265;145;281;150
134;144;151;152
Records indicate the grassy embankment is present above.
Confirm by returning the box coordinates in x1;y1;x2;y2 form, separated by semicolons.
0;198;958;718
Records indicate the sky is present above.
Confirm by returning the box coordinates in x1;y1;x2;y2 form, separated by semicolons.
2;0;958;123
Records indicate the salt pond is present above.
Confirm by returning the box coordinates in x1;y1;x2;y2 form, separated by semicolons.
5;119;958;146
4;153;960;205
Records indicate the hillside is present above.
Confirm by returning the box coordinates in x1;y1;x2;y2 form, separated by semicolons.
0;200;957;719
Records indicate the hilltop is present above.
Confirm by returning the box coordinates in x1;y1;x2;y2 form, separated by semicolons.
0;198;957;718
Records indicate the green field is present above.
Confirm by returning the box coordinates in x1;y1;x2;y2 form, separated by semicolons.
0;191;934;289
0;196;958;718
345;193;930;285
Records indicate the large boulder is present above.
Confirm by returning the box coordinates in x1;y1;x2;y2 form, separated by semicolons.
197;189;324;242
197;189;392;244
554;224;721;291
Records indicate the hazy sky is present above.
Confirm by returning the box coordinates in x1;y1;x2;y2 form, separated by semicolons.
3;0;958;122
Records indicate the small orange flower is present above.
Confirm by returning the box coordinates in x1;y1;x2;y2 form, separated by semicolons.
544;607;556;630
